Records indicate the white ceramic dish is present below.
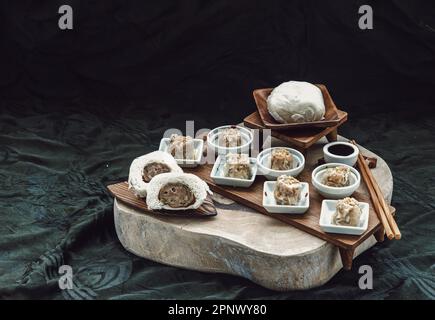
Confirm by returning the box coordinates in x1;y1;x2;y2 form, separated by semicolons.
207;125;253;156
323;141;359;167
159;137;203;168
262;181;309;214
319;199;369;235
210;155;257;188
311;163;360;199
256;147;305;180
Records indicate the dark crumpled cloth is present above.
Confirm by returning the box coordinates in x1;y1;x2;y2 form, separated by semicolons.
0;0;434;300
1;102;434;300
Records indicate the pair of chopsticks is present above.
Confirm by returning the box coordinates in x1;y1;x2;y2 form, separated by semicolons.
351;140;401;240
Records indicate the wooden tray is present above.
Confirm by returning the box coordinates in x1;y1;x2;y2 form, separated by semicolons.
244;111;348;150
107;182;217;218
185;164;386;270
254;84;344;130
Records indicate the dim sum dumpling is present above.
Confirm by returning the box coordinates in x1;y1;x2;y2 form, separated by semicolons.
128;151;183;198
146;172;212;211
223;154;252;180
322;166;350;187
218;128;242;148
269;148;294;171
274;175;302;205
332;197;362;227
168;134;196;160
267;81;325;124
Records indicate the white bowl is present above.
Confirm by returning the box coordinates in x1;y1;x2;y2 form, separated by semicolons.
311;163;361;199
159;137;203;168
256;148;305;180
263;181;309;214
319;199;369;235
323;141;359;167
207;125;253;156
210;155;257;188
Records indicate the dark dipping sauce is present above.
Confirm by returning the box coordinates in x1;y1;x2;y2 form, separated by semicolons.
328;144;355;156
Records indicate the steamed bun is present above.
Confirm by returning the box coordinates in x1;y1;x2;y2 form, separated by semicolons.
267;81;326;124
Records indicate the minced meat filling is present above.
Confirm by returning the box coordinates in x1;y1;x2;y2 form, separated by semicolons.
158;183;196;208
142;162;171;183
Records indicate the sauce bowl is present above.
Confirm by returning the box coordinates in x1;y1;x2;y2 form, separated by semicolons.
323;141;359;167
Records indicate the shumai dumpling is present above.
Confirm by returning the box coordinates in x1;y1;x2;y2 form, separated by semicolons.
146;173;212;211
223;154;251;180
128;151;183;198
332;197;362;227
274;175;302;205
270;148;294;171
218;127;242;148
322;166;350;187
267;81;326;124
168;134;196;160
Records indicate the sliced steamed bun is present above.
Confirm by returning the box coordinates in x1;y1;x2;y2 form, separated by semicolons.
146;172;212;211
128;151;183;198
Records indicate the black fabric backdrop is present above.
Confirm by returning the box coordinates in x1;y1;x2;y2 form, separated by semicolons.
0;0;434;300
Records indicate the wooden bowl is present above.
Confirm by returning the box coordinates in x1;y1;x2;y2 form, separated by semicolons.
253;84;342;130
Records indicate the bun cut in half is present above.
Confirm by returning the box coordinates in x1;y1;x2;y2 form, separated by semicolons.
128;151;183;198
146;172;212;211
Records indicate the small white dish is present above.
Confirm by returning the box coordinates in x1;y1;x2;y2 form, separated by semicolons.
319;199;369;235
207;125;253;156
210;155;257;188
256;147;305;180
311;163;360;199
262;181;309;214
323;141;359;167
159;137;203;168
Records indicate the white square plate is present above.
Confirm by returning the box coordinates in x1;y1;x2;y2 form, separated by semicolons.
210;155;257;188
159;138;203;168
319;200;369;235
262;181;309;214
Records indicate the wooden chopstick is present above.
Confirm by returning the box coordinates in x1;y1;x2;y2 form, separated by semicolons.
358;154;394;240
377;191;401;239
353;142;401;239
355;144;401;240
351;140;401;240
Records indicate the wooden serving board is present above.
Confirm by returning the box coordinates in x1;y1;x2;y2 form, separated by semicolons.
244;111;348;150
107;182;217;218
185;164;383;270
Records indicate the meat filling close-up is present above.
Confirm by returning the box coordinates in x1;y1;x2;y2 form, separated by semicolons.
142;163;171;183
158;183;196;208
